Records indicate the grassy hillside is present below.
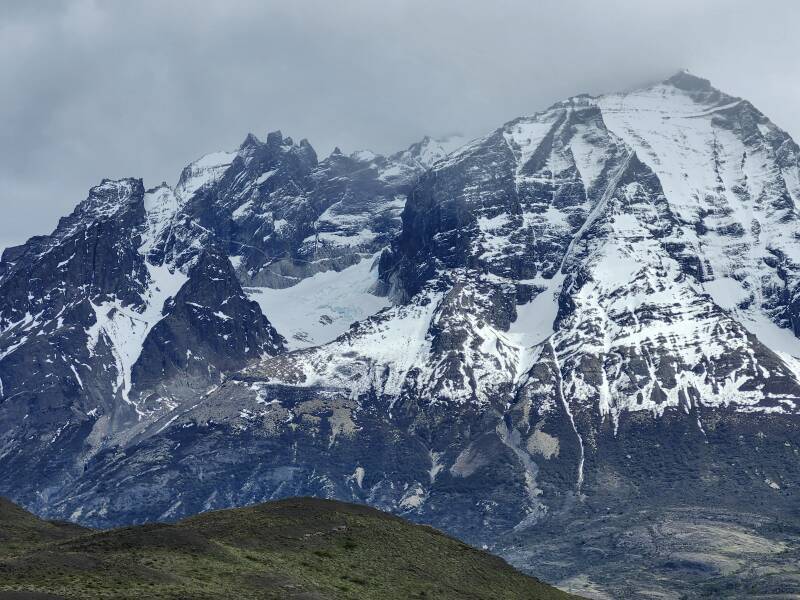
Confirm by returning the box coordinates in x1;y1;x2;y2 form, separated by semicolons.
0;498;88;558
0;497;579;600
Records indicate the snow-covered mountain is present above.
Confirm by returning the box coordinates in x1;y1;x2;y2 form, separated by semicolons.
2;72;800;598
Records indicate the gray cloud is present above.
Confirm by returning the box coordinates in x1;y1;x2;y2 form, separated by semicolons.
1;0;798;251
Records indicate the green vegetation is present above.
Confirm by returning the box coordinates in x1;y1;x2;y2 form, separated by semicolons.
0;498;87;558
0;497;579;600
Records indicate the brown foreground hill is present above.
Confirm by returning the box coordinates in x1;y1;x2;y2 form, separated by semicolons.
0;496;580;600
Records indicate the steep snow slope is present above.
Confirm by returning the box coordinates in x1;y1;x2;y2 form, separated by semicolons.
598;71;800;374
246;253;389;349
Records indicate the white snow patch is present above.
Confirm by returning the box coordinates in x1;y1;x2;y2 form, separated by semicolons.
86;262;188;413
69;364;84;389
350;466;365;488
429;451;444;483
140;186;181;255
229;255;243;270
506;273;566;380
255;169;278;185
231;200;253;220
246;254;389;349
351;150;377;162
176;151;236;199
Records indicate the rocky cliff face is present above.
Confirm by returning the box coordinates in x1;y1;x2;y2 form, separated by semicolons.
2;73;800;598
0;130;456;504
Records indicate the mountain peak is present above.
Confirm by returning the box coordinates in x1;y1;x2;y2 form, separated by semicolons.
266;130;283;146
663;69;714;92
239;132;261;149
389;133;468;169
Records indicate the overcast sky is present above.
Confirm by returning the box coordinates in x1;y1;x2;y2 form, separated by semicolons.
1;0;798;252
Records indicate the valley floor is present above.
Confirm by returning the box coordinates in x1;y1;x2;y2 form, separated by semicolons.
503;506;800;599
